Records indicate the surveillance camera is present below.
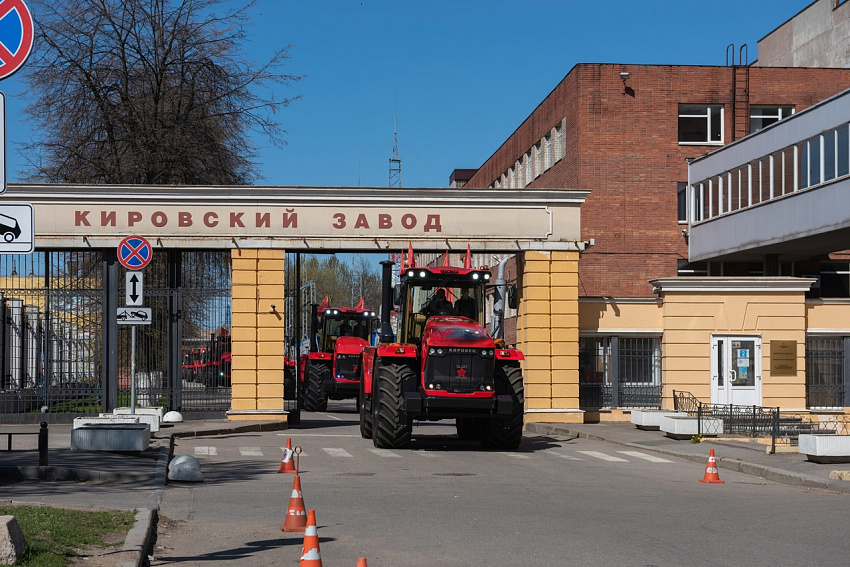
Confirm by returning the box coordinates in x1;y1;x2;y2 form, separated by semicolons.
619;71;629;80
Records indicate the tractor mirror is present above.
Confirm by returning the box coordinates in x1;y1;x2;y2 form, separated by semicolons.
393;284;403;307
507;285;518;309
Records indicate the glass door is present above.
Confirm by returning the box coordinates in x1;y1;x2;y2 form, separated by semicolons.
711;336;762;406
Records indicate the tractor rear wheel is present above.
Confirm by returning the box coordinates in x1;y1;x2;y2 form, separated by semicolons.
372;362;412;449
302;362;329;412
482;364;524;450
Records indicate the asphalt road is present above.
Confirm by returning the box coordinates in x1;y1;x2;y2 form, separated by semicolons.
151;401;849;566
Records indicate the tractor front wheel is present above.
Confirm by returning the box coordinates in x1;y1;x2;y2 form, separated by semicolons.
302;362;329;412
372;362;413;449
482;364;524;450
359;362;373;439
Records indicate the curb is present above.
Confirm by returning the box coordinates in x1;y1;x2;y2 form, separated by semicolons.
524;422;850;494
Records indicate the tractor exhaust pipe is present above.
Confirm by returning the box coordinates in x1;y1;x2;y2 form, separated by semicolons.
379;260;395;343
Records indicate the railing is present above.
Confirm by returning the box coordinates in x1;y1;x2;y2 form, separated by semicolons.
672;390;850;453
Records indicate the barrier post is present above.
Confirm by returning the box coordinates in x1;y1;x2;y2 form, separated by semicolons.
38;422;48;466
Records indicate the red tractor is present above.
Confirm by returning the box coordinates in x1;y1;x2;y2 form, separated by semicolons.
359;260;524;450
300;304;378;411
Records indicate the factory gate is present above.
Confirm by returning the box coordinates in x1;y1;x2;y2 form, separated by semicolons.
0;249;232;422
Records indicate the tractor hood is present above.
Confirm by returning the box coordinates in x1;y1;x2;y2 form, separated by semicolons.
335;335;370;354
422;316;494;348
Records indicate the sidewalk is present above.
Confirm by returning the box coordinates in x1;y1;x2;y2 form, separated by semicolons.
2;418;849;566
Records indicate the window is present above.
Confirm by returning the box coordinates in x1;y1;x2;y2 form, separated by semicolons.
677;260;707;276
750;105;794;133
544;134;552;170
820;262;850;298
677;182;688;223
678;104;723;144
806;336;848;409
579;336;661;409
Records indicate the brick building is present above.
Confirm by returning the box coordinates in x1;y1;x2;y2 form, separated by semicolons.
464;63;850;298
459;63;850;419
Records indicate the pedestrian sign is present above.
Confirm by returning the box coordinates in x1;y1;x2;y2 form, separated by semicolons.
0;0;34;81
118;235;153;270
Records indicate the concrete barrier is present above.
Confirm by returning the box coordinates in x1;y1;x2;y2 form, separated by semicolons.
109;409;161;432
73;415;139;428
70;423;151;452
798;434;850;464
659;415;723;440
630;410;683;431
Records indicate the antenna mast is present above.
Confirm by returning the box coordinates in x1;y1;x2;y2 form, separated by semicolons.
389;114;401;187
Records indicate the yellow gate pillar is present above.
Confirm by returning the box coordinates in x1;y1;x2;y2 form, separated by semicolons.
516;251;584;423
227;249;288;422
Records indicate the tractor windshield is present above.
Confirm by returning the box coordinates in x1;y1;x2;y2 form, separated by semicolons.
412;285;483;323
324;315;371;341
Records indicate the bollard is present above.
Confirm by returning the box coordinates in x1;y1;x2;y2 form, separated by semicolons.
38;421;48;466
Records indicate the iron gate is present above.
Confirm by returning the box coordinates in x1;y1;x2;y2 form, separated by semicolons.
0;250;232;422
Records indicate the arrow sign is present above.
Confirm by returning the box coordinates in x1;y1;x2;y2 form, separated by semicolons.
126;271;144;306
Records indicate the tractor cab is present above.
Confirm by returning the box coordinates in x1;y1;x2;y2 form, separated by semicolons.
395;266;489;345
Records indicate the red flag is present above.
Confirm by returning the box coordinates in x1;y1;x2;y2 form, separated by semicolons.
356;296;365;310
408;241;416;267
317;293;329;316
442;250;449;266
464;244;472;269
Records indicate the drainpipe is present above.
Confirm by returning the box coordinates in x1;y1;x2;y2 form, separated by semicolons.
492;257;509;340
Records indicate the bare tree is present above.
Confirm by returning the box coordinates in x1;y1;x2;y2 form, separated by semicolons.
21;0;300;185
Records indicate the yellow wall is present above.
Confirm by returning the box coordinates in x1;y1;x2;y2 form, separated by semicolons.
658;282;808;410
807;301;850;331
228;249;288;421
579;299;662;331
516;251;583;423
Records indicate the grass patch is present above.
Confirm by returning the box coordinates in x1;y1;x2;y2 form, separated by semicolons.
0;504;135;566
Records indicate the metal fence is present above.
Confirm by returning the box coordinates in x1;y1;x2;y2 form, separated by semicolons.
805;336;847;409
672;390;850;452
0;250;233;422
579;336;662;409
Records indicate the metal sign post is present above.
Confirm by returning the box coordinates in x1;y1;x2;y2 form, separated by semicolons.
131;325;136;414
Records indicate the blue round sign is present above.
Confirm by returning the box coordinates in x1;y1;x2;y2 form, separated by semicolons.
118;235;152;269
0;0;34;80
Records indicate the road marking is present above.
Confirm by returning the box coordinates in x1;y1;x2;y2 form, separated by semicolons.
548;452;583;460
501;452;531;459
412;451;439;458
323;448;353;458
239;446;263;457
369;448;401;458
617;450;673;463
318;412;344;421
194;446;217;456
577;450;628;462
277;433;361;437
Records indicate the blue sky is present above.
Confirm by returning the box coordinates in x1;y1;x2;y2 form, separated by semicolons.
0;0;808;188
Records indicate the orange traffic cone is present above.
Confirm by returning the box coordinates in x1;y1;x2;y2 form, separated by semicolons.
281;475;308;532
699;448;724;484
357;558;368;566
278;438;297;474
300;509;322;566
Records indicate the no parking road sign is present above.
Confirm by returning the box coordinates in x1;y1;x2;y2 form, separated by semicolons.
0;0;34;80
118;235;153;270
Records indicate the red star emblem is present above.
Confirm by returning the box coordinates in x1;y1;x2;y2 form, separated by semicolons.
456;368;467;378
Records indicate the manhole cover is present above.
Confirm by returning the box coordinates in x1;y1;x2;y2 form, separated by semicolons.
433;472;476;477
